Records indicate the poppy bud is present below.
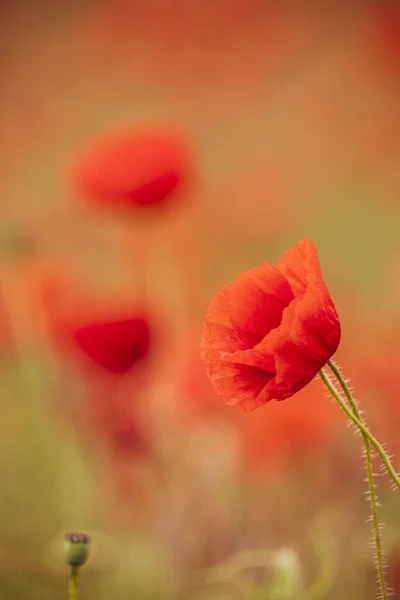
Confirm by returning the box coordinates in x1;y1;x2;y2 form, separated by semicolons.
64;532;91;570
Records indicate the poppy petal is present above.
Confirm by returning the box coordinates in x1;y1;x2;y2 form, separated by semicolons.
200;238;341;412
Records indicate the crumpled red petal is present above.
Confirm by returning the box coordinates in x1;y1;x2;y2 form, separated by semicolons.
201;238;341;412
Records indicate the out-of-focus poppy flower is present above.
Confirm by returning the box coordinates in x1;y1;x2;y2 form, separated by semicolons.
84;376;150;455
69;125;193;212
240;378;340;473
200;238;341;413
83;375;155;529
22;261;73;329
1;245;75;350
348;322;400;455
367;3;400;76
72;316;151;375
50;288;154;375
56;298;155;522
110;414;148;455
49;293;155;446
177;329;231;421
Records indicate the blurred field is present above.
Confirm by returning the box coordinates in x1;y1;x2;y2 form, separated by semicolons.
1;1;400;599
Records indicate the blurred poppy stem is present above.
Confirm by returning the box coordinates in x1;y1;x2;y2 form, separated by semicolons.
68;568;79;600
319;365;389;600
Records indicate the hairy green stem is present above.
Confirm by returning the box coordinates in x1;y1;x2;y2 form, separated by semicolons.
320;362;400;490
319;366;388;600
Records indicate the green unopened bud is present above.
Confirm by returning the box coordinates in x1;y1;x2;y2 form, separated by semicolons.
64;533;91;570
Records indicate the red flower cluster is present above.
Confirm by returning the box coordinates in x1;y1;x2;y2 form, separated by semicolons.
70;125;192;212
201;238;341;412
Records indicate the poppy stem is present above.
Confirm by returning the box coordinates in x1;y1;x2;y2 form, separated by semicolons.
68;567;79;600
319;366;388;600
325;360;400;490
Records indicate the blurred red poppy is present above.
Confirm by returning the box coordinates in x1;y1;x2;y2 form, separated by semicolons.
47;290;155;442
83;370;154;526
240;378;340;472
48;287;155;374
69;125;193;212
84;375;151;454
177;328;230;421
367;3;400;76
349;323;400;455
1;251;74;351
200;238;341;412
72;316;150;375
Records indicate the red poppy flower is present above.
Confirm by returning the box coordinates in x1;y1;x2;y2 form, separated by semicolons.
367;4;400;76
200;238;341;413
70;125;193;211
72;316;151;374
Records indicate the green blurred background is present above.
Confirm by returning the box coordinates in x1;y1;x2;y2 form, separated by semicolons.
1;1;400;598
